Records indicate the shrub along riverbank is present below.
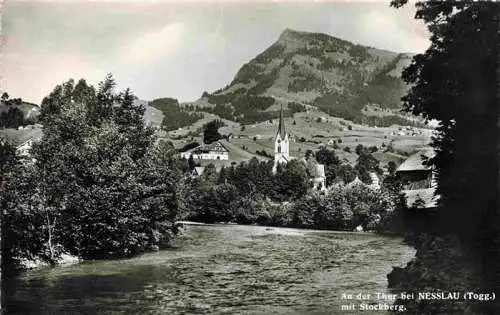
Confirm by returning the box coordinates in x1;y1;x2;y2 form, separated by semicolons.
179;167;406;233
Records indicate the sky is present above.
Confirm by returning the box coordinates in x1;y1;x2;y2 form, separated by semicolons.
2;1;430;104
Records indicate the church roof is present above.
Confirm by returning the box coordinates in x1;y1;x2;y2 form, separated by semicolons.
276;104;286;139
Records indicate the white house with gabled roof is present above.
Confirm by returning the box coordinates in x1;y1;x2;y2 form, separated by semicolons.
180;140;229;161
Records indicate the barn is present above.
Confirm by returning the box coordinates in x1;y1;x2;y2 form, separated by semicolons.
396;148;439;209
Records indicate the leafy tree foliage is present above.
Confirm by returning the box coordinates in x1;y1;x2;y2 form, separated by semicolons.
1;151;50;275
288;185;399;231
314;146;358;185
203;119;224;144
180;157;400;231
355;145;382;183
3;75;182;264
389;1;499;313
272;159;309;202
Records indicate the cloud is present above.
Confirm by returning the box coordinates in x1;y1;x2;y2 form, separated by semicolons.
2;2;431;104
123;22;187;65
3;52;105;104
361;8;429;53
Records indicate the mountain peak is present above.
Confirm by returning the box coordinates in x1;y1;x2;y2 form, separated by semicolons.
196;29;413;127
277;28;309;41
279;28;297;36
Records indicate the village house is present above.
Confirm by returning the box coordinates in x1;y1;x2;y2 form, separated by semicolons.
396;148;439;209
179;140;229;161
304;160;327;191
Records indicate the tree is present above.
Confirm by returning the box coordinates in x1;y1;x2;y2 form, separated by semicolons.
304;149;314;160
355;150;381;183
13;76;181;261
383;161;401;192
316;146;340;166
335;163;357;184
387;161;397;176
315;146;341;185
0;140;17;190
355;144;365;155
203;120;223;144
391;1;499;312
0;108;24;128
273;159;308;201
187;155;196;170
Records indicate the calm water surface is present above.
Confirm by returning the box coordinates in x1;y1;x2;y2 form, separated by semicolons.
5;224;414;314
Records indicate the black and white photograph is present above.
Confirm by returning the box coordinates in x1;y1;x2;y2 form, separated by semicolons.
0;0;498;314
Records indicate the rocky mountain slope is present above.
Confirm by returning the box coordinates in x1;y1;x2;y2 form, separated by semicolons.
189;29;416;127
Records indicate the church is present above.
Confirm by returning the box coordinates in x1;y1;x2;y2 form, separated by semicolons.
272;105;326;191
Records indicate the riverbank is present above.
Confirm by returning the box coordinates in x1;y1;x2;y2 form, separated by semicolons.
14;218;404;273
388;234;486;313
19;253;80;270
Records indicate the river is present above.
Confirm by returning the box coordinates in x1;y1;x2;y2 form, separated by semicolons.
4;224;414;314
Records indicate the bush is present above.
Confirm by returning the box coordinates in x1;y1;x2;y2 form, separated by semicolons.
285;185;399;231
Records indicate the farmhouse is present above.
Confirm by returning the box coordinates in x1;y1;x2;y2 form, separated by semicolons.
180;140;229;161
396;148;439;208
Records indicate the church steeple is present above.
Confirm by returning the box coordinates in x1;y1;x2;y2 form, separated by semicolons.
277;104;286;139
273;103;289;174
